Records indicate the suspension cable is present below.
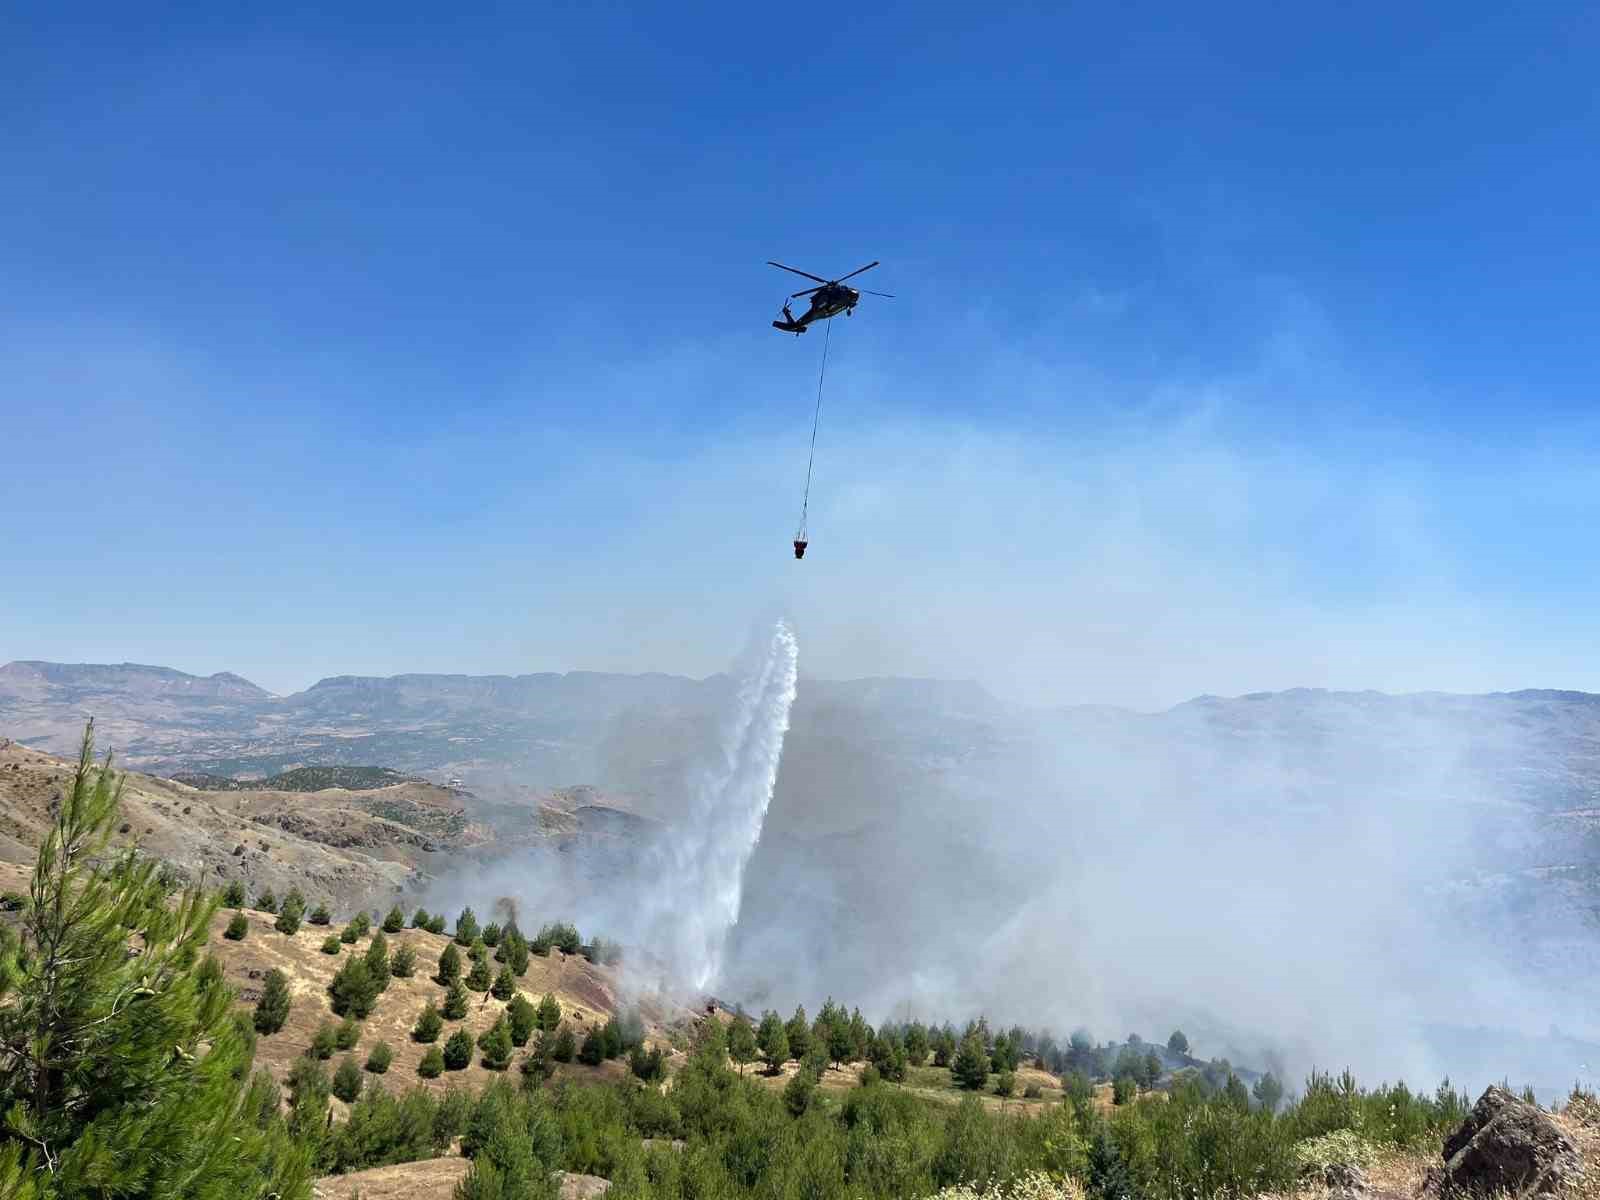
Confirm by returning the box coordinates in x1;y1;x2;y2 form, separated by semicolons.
796;317;832;540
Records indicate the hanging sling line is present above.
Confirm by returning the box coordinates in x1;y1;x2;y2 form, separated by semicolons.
795;316;832;548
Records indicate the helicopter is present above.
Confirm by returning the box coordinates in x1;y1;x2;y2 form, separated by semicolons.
768;260;893;334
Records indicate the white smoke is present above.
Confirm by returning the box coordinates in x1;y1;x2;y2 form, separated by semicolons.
630;619;799;993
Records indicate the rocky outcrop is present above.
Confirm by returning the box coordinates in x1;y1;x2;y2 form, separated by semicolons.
1425;1086;1582;1199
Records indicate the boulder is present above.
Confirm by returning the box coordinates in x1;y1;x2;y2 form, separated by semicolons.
1426;1086;1582;1199
1322;1161;1370;1198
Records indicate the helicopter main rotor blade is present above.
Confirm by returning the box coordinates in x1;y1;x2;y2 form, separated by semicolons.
858;289;895;298
790;286;823;298
768;261;830;284
835;260;880;283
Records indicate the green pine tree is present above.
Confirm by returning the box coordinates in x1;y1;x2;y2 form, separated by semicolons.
491;965;515;1000
412;1001;444;1044
390;943;417;978
320;935;341;955
310;1021;338;1060
275;887;305;935
442;980;469;1020
454;906;479;946
222;879;246;907
332;1055;362;1102
225;911;249;941
410;907;431;929
363;930;391;992
757;1010;790;1074
365;1041;393;1074
425;914;446;935
785;1005;811;1063
329;957;378;1019
578;1025;604;1067
255;888;277;914
443;1029;474;1070
481;921;502;947
507;994;537;1047
727;1014;757;1075
480;1018;514;1071
382;905;405;933
466;953;492;992
418;1046;444;1078
335;1017;361;1050
552;1024;576;1063
436;943;462;986
952;1030;991;1091
0;723;313;1198
255;967;291;1034
308;900;332;926
503;934;530;977
536;993;562;1032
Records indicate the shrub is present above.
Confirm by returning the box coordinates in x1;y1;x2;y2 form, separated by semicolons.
480;1018;514;1071
254;888;277;914
536;993;562;1032
339;924;359;945
411;907;431;928
1293;1129;1380;1176
329;957;378;1018
321;935;341;955
274;887;305;935
1024;1082;1043;1099
364;930;391;992
579;1026;604;1067
310;1021;338;1060
1112;1073;1136;1105
224;912;248;941
491;965;515;1000
253;968;290;1034
413;1001;444;1044
418;1046;444;1078
335;1017;361;1050
287;1056;330;1106
436;943;462;986
382;905;405;932
860;1064;881;1087
552;1025;576;1063
443;1029;474;1070
784;1067;815;1116
425;914;446;935
953;1031;990;1091
332;1056;363;1102
365;1041;393;1074
309;901;332;925
507;994;537;1047
995;1070;1017;1097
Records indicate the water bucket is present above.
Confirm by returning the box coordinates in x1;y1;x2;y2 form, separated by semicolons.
793;539;808;559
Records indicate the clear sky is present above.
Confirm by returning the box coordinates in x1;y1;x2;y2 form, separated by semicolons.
4;3;1599;707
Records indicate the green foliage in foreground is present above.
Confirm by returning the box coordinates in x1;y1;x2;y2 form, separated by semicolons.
287;1017;1474;1200
0;721;311;1200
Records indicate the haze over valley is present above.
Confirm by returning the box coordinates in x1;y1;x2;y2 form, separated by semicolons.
5;651;1597;1098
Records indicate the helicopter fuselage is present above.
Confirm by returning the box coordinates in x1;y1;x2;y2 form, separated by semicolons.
774;284;859;333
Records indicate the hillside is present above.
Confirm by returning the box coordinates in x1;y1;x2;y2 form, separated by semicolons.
0;737;479;911
210;905;695;1096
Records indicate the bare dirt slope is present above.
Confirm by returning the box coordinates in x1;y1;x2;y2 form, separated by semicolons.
0;738;470;911
314;1160;609;1200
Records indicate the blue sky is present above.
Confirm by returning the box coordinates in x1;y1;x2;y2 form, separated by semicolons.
4;3;1599;706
